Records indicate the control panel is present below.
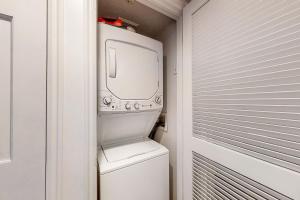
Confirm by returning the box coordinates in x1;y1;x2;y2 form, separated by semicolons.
98;90;163;113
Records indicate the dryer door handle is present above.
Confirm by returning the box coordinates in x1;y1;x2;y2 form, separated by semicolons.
108;48;117;78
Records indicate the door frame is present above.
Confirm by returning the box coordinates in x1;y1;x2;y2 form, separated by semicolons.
176;1;209;200
176;15;184;200
46;0;187;199
181;2;210;199
47;0;98;199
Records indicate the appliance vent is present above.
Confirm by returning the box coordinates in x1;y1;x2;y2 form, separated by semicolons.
192;0;300;172
192;152;293;200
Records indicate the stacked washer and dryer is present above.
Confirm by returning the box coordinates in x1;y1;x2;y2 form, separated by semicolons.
97;23;169;200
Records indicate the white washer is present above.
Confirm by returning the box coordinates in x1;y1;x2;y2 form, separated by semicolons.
97;23;169;200
99;140;169;200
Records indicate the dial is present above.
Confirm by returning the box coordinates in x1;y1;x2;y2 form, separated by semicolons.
103;96;112;105
155;96;162;104
125;103;131;110
134;103;140;110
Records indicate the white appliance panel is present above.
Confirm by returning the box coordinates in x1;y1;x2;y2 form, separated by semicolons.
106;40;159;100
98;140;169;174
98;23;163;114
98;111;160;146
98;24;164;145
102;140;160;162
97;24;168;200
99;151;169;200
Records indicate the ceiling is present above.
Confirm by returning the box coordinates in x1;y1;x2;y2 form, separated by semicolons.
137;0;188;19
98;0;177;38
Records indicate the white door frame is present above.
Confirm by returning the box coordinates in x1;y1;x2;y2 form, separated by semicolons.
46;1;185;199
180;2;209;199
176;1;210;200
176;15;184;200
47;0;98;199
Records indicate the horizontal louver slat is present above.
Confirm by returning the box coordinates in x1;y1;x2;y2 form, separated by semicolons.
192;0;300;172
192;152;293;200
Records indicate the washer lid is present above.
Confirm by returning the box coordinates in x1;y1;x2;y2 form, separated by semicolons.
98;140;169;174
106;40;159;100
102;140;160;162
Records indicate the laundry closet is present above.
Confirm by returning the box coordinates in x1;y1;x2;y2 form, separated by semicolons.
97;1;179;200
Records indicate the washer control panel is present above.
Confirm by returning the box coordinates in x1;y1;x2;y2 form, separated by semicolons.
98;90;163;113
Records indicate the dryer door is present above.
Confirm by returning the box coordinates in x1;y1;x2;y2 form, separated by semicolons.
106;40;159;100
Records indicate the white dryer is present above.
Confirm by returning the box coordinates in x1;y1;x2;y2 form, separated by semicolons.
97;23;169;200
98;23;164;146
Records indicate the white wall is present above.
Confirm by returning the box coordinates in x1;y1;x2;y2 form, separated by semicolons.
155;21;178;200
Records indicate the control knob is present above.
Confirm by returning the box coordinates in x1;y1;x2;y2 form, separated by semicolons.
125;103;131;110
155;96;162;104
134;103;140;110
103;96;112;105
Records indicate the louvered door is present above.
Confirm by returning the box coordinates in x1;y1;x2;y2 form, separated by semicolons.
182;0;300;199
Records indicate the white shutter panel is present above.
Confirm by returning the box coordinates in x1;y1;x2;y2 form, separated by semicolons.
183;0;300;199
